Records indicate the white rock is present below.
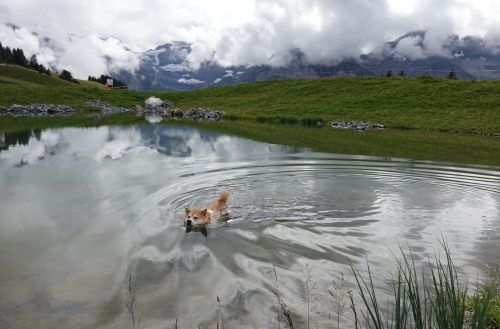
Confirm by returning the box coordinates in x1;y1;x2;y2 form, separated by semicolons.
145;96;163;108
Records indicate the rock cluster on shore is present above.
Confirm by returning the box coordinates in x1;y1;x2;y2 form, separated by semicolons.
86;98;223;121
85;99;172;115
85;99;135;115
0;104;81;117
330;120;385;131
182;107;223;121
0;97;224;122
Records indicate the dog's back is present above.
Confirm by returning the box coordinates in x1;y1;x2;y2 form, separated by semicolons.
205;189;229;212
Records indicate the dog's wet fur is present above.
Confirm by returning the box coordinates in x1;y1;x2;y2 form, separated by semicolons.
184;190;229;226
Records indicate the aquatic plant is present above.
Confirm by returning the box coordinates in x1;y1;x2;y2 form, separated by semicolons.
125;274;142;329
298;264;317;329
217;295;225;329
351;239;497;329
270;263;296;329
466;265;500;328
329;273;349;329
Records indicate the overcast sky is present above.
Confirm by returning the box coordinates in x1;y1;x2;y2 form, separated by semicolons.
1;0;500;78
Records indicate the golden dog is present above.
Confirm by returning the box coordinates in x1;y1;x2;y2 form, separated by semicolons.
184;190;229;226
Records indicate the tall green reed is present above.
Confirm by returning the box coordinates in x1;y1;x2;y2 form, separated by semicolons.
351;239;495;329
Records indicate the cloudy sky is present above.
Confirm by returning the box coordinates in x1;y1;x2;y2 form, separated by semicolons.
1;0;499;78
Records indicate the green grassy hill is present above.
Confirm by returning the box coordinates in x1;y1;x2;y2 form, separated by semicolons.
0;65;120;111
165;76;500;134
1;65;500;134
0;65;103;88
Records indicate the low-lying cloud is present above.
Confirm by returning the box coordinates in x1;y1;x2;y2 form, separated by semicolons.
1;0;500;78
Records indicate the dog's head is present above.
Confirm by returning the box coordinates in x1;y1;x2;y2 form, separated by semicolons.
184;208;210;226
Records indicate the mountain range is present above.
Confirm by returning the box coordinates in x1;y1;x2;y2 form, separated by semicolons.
3;22;499;91
114;31;500;91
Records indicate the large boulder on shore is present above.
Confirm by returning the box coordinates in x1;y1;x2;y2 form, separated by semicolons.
145;96;164;108
171;108;183;117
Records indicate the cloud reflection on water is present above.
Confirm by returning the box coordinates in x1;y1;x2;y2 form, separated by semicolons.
0;124;499;328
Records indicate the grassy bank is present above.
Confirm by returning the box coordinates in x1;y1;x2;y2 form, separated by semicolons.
2;65;500;134
0;112;147;131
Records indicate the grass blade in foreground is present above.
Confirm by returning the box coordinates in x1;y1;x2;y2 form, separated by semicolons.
428;239;467;328
351;261;386;329
351;238;495;329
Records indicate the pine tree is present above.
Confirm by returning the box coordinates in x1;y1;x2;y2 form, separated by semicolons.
38;64;51;76
4;47;14;63
29;55;39;71
448;68;456;80
59;69;74;82
386;69;393;77
0;42;4;62
12;48;28;67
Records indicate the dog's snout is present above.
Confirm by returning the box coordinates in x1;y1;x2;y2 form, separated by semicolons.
186;219;193;226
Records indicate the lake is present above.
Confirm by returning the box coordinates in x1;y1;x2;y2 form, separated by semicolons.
0;124;499;328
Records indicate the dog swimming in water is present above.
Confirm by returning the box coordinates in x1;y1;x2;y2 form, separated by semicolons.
184;189;229;226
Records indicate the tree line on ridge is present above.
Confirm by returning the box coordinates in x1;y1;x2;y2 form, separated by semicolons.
0;41;127;87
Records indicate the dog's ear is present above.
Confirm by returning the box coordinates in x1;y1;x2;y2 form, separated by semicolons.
201;209;208;216
185;207;190;214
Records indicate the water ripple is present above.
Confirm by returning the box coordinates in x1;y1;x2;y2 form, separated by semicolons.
1;125;499;328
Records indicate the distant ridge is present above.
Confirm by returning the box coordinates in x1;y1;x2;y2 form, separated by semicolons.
113;32;500;91
3;21;499;91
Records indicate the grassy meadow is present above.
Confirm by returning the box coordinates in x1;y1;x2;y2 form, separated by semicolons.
2;65;500;133
166;76;500;134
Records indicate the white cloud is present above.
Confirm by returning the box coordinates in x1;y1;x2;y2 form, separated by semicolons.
178;78;204;84
161;63;191;72
1;0;500;76
395;35;426;60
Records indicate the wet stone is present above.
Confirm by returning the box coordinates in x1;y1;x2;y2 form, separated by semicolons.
330;120;385;131
0;103;81;117
182;108;222;121
86;99;173;116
